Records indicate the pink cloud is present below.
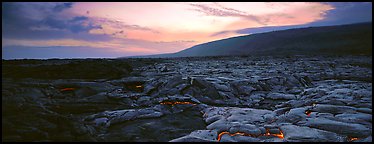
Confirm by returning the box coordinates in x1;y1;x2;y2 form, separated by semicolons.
5;2;337;56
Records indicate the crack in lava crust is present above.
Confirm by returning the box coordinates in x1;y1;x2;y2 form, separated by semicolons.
217;128;284;142
60;87;75;92
160;101;197;106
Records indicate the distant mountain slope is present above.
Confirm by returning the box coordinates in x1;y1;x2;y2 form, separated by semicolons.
128;22;372;58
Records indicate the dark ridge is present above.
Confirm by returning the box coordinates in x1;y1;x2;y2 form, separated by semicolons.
132;22;372;58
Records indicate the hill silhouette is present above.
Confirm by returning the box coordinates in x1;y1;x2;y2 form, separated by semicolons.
131;22;372;58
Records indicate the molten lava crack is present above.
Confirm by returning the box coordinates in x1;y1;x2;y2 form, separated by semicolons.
305;110;312;117
347;137;359;142
217;128;284;142
60;88;75;92
160;101;196;106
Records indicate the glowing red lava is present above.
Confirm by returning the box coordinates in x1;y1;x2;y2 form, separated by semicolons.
305;110;312;117
60;88;75;92
350;138;359;141
272;130;284;139
160;101;196;106
217;132;230;141
347;137;359;142
217;128;284;142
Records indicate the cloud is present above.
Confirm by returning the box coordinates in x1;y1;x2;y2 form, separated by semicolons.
91;17;160;34
307;2;372;26
233;2;372;35
2;2;197;50
53;2;73;12
2;2;76;21
38;16;101;33
69;16;89;22
190;3;245;17
210;30;234;37
189;2;334;29
189;3;264;25
2;2;107;41
87;17;219;42
2;2;101;36
212;2;247;14
3;2;336;44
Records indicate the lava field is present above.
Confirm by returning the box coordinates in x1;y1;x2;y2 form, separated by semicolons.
2;55;372;142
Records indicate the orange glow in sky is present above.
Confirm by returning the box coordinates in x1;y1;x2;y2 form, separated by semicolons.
5;2;354;58
70;2;334;43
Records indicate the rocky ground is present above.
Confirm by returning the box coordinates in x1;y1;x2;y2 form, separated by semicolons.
2;55;372;142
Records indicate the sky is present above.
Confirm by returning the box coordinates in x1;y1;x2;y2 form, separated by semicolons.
2;2;372;59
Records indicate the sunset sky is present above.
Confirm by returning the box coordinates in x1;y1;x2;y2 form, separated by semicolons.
2;2;372;59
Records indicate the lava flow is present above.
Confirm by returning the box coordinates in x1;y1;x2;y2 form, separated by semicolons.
270;130;284;139
305;110;312;117
217;132;245;141
160;101;196;106
264;128;284;139
347;137;359;142
60;88;75;92
217;128;284;142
